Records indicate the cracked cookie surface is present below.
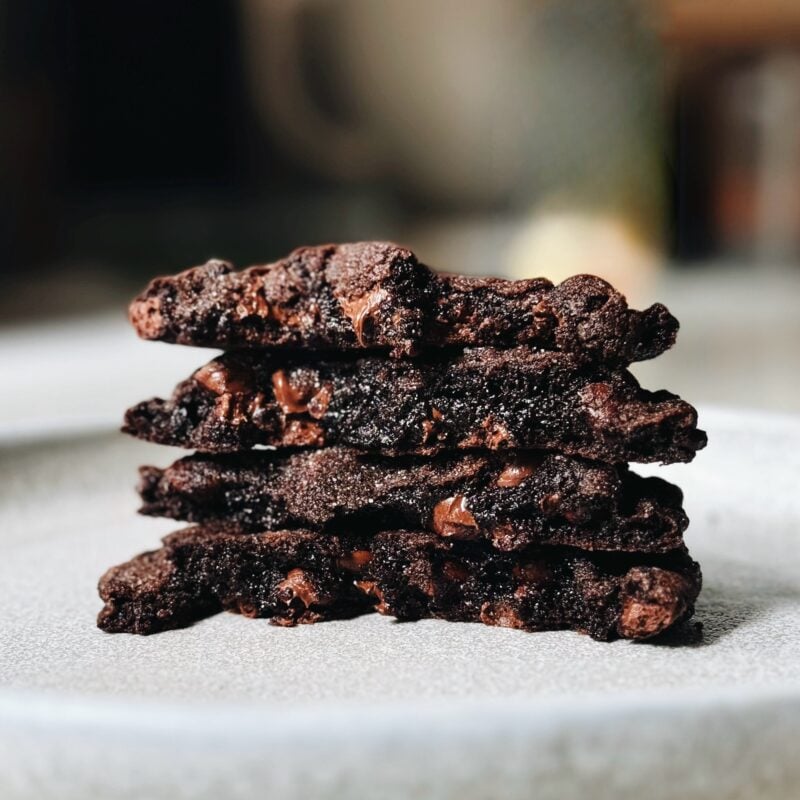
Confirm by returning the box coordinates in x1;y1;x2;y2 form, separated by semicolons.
129;242;678;364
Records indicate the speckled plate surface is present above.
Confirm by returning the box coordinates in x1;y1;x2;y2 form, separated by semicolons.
0;407;798;799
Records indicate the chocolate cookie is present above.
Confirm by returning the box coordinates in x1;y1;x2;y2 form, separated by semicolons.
97;525;701;641
123;348;706;462
129;242;678;364
138;449;688;552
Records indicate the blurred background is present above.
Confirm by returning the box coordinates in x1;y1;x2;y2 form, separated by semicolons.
3;0;800;433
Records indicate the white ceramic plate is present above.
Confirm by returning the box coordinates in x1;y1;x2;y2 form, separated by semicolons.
0;407;798;800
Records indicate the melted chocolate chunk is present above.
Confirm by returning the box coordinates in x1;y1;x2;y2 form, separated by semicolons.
431;495;479;538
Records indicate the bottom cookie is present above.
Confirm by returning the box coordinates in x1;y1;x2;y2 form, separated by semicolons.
97;525;701;641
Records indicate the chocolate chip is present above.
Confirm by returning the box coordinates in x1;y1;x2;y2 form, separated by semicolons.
617;567;690;639
307;384;333;419
479;601;525;629
432;495;479;538
340;288;387;345
275;568;319;608
354;579;390;614
271;370;311;414
337;550;372;572
496;462;535;488
195;361;252;395
421;407;444;444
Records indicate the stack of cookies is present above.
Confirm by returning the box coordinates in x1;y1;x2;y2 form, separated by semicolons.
98;242;706;641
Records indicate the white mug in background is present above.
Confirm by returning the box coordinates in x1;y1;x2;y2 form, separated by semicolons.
240;0;662;209
240;0;540;205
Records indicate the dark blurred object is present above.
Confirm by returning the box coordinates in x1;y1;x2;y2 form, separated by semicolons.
0;0;250;277
65;3;242;189
663;0;800;260
0;1;65;274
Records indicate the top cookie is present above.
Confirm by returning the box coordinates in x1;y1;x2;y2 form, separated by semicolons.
129;241;677;364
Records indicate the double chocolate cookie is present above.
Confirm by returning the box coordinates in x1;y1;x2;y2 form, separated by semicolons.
97;524;701;641
129;242;678;364
138;449;688;552
123;348;706;462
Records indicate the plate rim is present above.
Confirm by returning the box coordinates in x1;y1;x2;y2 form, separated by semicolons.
2;683;799;739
